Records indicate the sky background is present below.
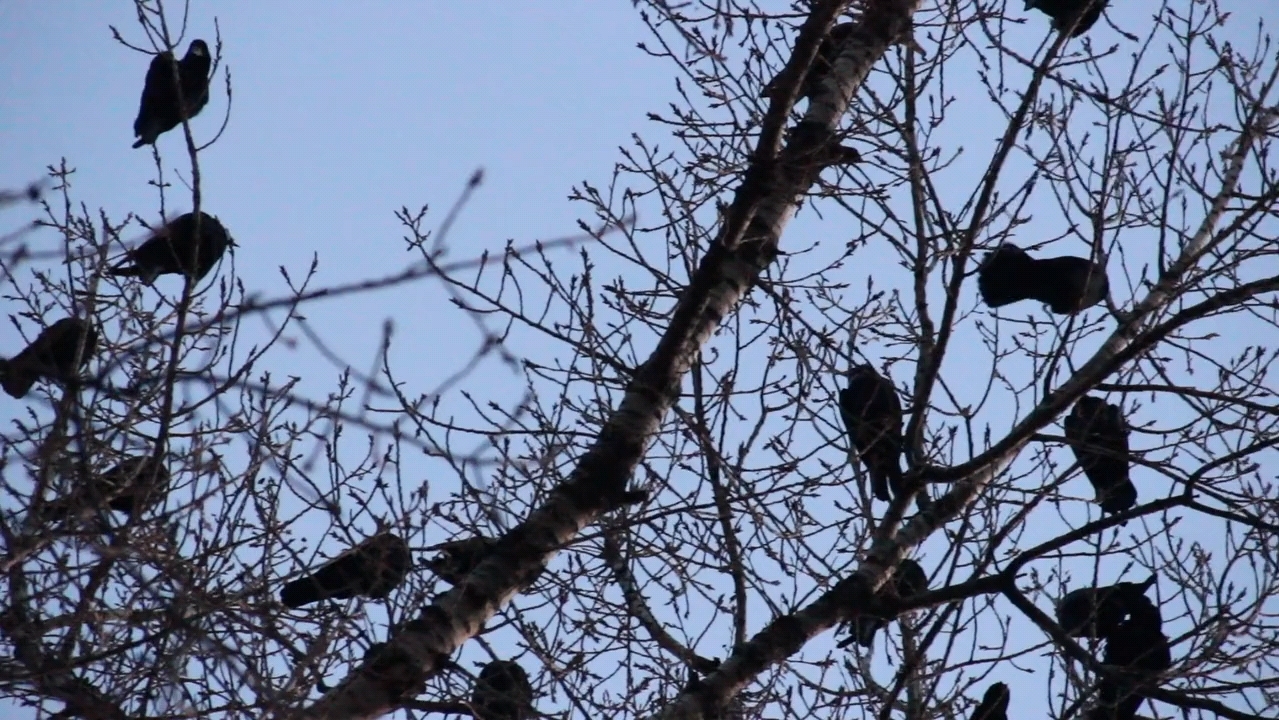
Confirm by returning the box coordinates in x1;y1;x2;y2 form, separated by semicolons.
1;2;1275;719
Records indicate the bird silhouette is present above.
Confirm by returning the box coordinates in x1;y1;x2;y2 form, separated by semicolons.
1;317;98;399
838;364;904;502
280;532;411;608
1025;0;1108;37
842;558;928;648
132;39;212;149
1057;575;1156;639
977;243;1108;315
109;212;231;284
472;660;534;720
41;454;171;522
1064;396;1137;513
426;535;549;588
426;536;495;585
971;682;1010;720
1088;595;1171;720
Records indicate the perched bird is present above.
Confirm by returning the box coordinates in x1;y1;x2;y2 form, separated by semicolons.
472;660;534;720
41;455;171;522
971;683;1010;720
842;558;929;648
1057;575;1157;639
109;212;231;284
1089;596;1172;720
684;665;745;720
426;536;496;585
132;39;212;149
426;535;547;588
838;364;905;502
977;243;1108;315
0;317;98;399
1064;396;1137;513
1026;0;1108;38
280;532;411;608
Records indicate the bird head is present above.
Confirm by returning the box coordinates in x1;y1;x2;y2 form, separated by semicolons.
188;40;210;59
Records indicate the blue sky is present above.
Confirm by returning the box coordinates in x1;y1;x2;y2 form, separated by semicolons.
2;2;1276;719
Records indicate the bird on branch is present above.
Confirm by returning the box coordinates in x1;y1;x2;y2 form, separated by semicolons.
39;454;171;522
1025;0;1108;38
1;317;98;399
109;211;232;284
838;364;905;503
977;243;1109;315
1064;396;1137;514
471;660;534;720
132;39;212;149
1057;575;1157;639
839;558;928;649
280;532;411;608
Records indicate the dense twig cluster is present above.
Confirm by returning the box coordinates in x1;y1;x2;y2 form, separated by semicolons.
2;1;1277;720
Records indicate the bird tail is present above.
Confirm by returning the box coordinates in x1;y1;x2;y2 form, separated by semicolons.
977;245;1038;308
1097;480;1137;514
108;261;144;277
280;577;324;609
853;615;883;647
0;358;37;399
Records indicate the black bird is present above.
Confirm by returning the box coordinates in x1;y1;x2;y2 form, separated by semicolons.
280;532;411;608
971;683;1010;720
42;455;171;522
684;665;744;720
132;39;212;149
977;243;1108;315
838;364;904;502
1064;396;1137;513
843;558;928;648
472;660;534;720
109;212;231;283
1;317;98;399
426;535;548;588
1088;596;1172;720
1026;0;1108;38
426;536;495;585
1057;575;1157;639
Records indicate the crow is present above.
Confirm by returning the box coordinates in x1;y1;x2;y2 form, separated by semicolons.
472;660;534;720
132;39;212;149
1057;575;1156;639
1064;396;1137;513
41;455;171;522
1025;0;1108;38
1088;596;1172;720
426;536;495;585
280;532;411;608
1;317;98;399
684;665;744;720
842;558;928;648
838;364;904;502
971;682;1010;720
977;243;1108;315
426;535;548;588
109;212;232;283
